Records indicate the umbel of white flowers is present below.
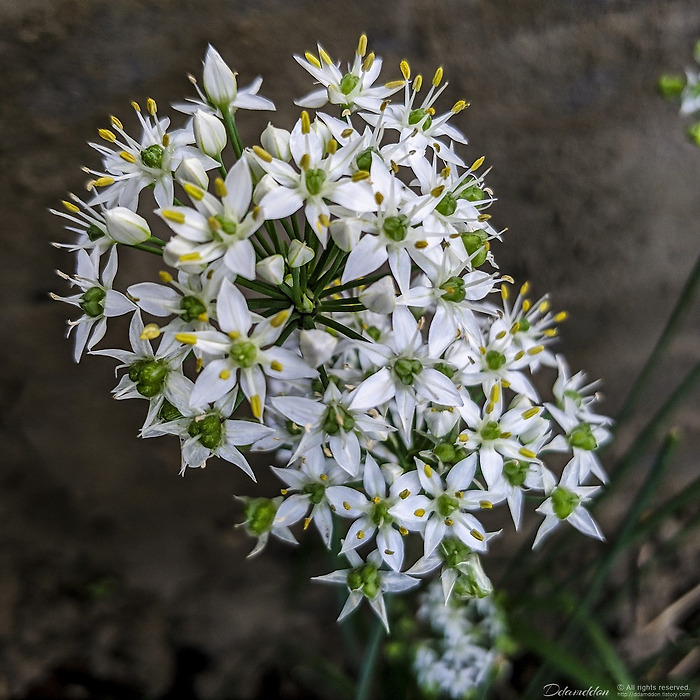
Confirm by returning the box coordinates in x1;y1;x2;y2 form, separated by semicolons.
52;36;611;632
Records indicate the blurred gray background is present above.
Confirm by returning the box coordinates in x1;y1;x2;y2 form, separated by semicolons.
1;0;699;697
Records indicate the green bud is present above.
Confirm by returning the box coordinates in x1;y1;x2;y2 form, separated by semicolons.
394;357;422;385
340;72;360;96
230;340;257;368
180;295;207;323
244;497;278;536
485;349;506;371
79;286;106;318
356;147;374;172
453;553;493;599
433;362;456;379
408;108;432;130
657;73;685;99
187;413;224;450
551;486;580;520
503;460;529;487
518;318;530;332
687;122;700;148
437;493;460;517
439;276;466;303
304;168;326;196
568;422;598;451
480;420;501;442
435;192;457;217
128;359;169;398
347;563;380;598
434;442;457;464
459;184;486;202
460;231;488;267
366;325;381;342
86;223;105;241
140;143;165;170
382;214;408;242
159;399;183;422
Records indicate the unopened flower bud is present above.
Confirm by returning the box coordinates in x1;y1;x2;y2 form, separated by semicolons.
252;173;279;205
359;275;395;314
329;217;362;251
175;157;209;189
454;553;493;599
261;123;291;161
299;329;337;367
287;239;314;268
193;110;227;157
104;207;151;244
256;254;285;285
202;45;237;109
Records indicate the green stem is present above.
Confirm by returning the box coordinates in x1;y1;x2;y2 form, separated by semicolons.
318;272;387;298
235;276;288;300
146;236;166;247
222;109;243;159
615;252;700;426
355;617;385;700
124;242;164;256
253;229;274;257
275;312;301;346
315;315;368;343
313;247;348;295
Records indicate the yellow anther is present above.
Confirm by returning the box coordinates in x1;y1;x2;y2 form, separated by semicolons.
319;47;333;65
520;281;531;296
250;395;263;419
252;145;273;163
175;333;198;345
414;508;426;518
501;284;509;301
399;489;410;500
423;464;433;478
362;52;375;72
303;517;311;531
280;489;288;495
511;322;521;335
384;79;405;89
94;177;115;187
300;110;311;134
357;34;368;57
61;200;80;214
445;517;454;526
451;99;468;113
372;496;381;504
98;128;116;142
318;213;330;228
326;138;338;155
414;240;428;249
162;209;186;224
110;115;123;130
478;213;492;222
490;384;500;403
299;153;310;171
426;107;436;115
374;192;384;205
390;160;399;173
431;185;445;198
399;526;409;536
539;300;551;313
179;252;202;262
479;345;487;355
485;402;495;415
554;311;568;323
270;360;283;372
214;177;227;197
384;549;395;556
522;299;531;312
131;101;141;112
197;313;209;322
343;501;351;511
500;431;512;439
522;407;540;420
458;434;468;442
208;216;221;231
471;156;485;170
501;379;510;388
413;74;423;92
432;66;444;86
196;358;203;372
146;98;157;116
519;447;536;459
400;60;410;80
455;491;463;499
320;473;328;481
528;345;545;355
119;151;136;163
140;323;161;340
470;529;485;542
159;270;173;283
544;329;558;337
304;51;321;69
352;170;370;182
252;205;263;220
183;183;204;201
514;350;525;361
356;530;365;540
162;133;170;147
341;128;354;139
228;330;241;339
219;369;231;380
496;330;507;340
270;309;290;327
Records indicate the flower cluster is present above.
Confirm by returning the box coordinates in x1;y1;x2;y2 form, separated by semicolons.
53;37;611;631
658;39;700;145
413;579;511;699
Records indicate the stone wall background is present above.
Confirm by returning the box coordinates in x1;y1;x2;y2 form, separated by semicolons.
1;0;699;697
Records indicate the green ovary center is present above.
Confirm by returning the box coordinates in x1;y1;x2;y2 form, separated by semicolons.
340;72;360;95
140;143;164;169
87;224;105;241
346;563;380;599
128;359;169;398
305;169;326;196
303;482;326;506
552;486;580;519
187;413;224;450
382;215;408;241
244;497;277;536
436;193;457;217
568;422;598;451
459;184;486;202
439;276;466;303
485;349;506;371
370;500;392;527
213;214;238;237
394;357;422;385
460;230;488;267
229;340;257;368
322;405;356;435
356;147;373;172
504;460;529;487
437;493;460;518
79;286;106;318
480;421;501;442
408;108;432;130
180;295;207;323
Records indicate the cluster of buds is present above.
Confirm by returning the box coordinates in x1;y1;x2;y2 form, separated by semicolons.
53;36;611;631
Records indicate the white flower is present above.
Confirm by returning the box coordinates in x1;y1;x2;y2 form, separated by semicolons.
202;45;238;109
104;206;151;245
193;109;227;157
